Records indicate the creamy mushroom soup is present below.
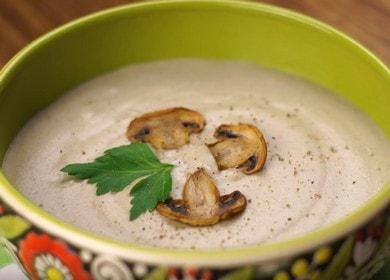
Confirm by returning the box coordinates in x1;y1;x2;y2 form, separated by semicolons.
3;59;390;249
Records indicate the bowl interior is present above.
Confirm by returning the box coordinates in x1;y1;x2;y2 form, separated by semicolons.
0;0;389;266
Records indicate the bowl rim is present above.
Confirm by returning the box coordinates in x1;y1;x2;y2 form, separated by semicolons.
0;0;389;268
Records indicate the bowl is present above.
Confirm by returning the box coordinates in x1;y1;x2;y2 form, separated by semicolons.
0;1;389;279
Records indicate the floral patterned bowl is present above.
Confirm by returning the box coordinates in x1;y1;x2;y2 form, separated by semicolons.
0;1;389;279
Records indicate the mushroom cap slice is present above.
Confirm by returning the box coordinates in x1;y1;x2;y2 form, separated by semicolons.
156;168;247;226
127;107;205;149
207;124;267;174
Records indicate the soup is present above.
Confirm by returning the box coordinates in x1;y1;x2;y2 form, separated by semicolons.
3;59;390;249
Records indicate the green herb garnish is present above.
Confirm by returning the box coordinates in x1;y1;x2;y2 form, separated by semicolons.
61;143;174;220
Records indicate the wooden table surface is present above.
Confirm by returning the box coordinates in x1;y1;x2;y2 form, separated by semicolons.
0;0;389;67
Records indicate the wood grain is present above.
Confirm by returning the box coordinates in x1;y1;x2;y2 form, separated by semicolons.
0;0;389;67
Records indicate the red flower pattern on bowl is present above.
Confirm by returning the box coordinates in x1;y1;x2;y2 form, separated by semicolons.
18;232;91;280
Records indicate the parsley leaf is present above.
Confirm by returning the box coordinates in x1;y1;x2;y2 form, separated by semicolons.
61;143;174;220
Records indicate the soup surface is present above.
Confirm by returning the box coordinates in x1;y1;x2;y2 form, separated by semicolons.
3;59;390;249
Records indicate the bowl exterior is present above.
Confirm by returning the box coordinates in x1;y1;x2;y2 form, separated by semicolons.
1;198;389;279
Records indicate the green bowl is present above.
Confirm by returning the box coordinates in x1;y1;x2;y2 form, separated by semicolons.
0;1;389;279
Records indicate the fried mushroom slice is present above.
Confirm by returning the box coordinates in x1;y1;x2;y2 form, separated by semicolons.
127;107;205;149
156;168;246;226
207;124;267;174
